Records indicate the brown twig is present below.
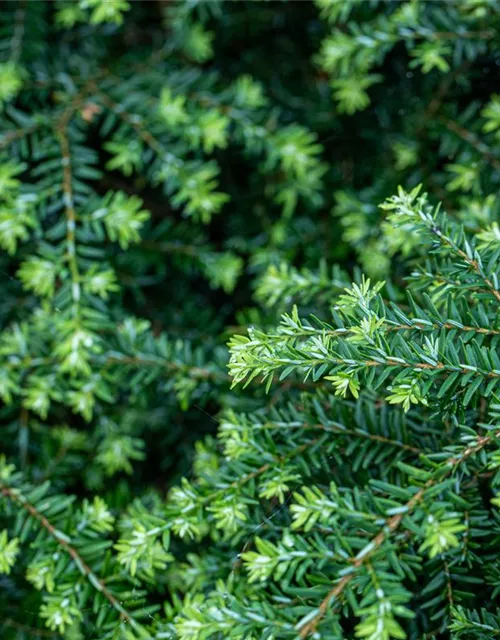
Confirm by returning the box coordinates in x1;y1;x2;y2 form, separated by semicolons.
297;430;499;637
0;483;145;634
2;618;59;638
441;117;500;172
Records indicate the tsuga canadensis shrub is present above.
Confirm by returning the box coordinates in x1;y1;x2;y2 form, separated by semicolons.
1;1;500;639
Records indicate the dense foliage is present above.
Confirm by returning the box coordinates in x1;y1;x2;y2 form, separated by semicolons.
1;1;500;639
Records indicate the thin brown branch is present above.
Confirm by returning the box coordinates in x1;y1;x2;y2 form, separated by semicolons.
442;117;500;172
0;482;145;634
3;618;59;638
428;218;500;304
55;128;81;316
9;0;27;63
297;430;499;637
252;420;423;454
230;438;320;493
387;320;500;336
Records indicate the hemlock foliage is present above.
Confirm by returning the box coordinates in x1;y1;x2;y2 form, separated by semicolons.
1;1;500;639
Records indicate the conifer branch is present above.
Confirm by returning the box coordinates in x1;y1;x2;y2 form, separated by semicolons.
442;118;500;172
262;420;423;454
0;120;45;150
9;0;27;63
93;87;169;158
297;429;499;637
0;481;146;636
3;618;59;638
56;127;81;315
